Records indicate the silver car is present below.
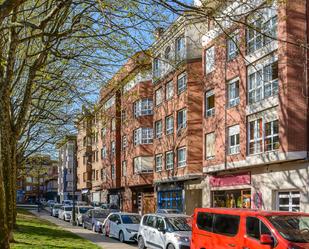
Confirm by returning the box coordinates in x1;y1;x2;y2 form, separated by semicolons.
51;204;63;217
58;206;73;221
138;213;192;249
74;206;92;226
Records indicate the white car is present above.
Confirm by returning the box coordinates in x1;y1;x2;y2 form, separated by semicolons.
103;212;141;243
58;206;73;221
137;213;192;249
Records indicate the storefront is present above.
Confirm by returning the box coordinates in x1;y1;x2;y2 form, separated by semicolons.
212;189;251;208
157;189;183;211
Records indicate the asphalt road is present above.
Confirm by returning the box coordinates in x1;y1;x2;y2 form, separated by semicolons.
31;210;137;249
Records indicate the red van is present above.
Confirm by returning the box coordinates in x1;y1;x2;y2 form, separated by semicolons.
191;208;309;249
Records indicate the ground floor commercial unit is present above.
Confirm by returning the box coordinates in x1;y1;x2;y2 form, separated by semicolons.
202;160;309;212
58;191;81;203
155;177;203;215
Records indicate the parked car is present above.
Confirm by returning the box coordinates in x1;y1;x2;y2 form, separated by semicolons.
101;203;119;211
138;213;191;249
62;200;73;206
191;208;309;249
58;206;73;221
74;206;93;226
103;212;141;243
51;204;63;217
82;209;109;232
156;209;181;214
75;201;88;206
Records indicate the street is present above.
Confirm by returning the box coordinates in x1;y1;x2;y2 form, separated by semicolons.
31;210;137;249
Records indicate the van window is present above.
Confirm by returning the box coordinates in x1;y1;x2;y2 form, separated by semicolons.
197;212;213;232
213;214;240;236
246;217;271;240
146;216;156;227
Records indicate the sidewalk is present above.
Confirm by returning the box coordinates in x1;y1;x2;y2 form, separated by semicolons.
31;210;137;249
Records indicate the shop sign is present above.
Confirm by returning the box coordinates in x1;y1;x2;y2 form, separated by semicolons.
210;172;251;187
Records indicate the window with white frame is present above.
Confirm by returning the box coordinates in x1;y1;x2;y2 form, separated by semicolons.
121;109;126;122
248;116;279;155
101;146;107;159
155;120;162;138
227;31;239;60
175;35;185;60
111;118;116;131
205;46;215;74
228;125;240;155
155;88;163;106
166;81;174;100
248;57;278;104
177;72;187;94
104;96;115;110
177;147;186;167
277;191;300;212
205;90;215;117
155;154;163;172
111;141;115;156
165;46;171;60
247;10;277;54
103;168;107;182
134;99;153;117
134;156;153;174
165;115;174;135
165;151;174;170
134;128;153;145
228;78;240;107
153;56;161;78
122;136;127;150
111;164;115;179
122;161;127;177
177;108;187;130
206;132;215;160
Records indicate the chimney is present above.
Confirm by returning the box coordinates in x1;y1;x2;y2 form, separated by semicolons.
154;27;165;40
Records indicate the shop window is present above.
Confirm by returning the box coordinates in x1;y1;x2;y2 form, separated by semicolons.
166;81;174;100
277;191;300;212
213;214;240;237
155;120;162;139
197;212;213;232
158;190;183;211
205;132;215;160
155;154;163;172
246;217;272;240
177;72;187;94
228;125;240;155
165;115;174;135
205;46;215;74
205;90;215;117
212;190;251;208
155;87;163;106
227;30;239;60
227;78;240;108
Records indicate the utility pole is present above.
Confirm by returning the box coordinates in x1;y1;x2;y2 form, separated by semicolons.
71;144;77;226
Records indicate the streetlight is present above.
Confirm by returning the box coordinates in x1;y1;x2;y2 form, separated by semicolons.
71;147;77;226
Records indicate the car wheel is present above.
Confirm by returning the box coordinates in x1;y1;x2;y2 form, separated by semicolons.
119;231;125;243
138;236;146;249
167;244;175;249
92;224;96;233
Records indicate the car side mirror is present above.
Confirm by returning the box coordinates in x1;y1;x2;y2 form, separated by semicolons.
260;234;273;245
116;220;120;225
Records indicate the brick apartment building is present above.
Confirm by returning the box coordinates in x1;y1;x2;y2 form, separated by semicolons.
58;135;80;203
200;0;309;212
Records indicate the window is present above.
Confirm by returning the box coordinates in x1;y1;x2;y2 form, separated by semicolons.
197;212;213;232
155;154;163;172
228;125;240;155
247;12;277;54
155;120;162;138
100;169;104;180
248;60;278;104
165;151;174;170
205;90;215;117
111;118;116;131
166;81;174;100
177;147;186;167
165;115;174;135
277;191;300;212
206;132;215;160
155;88;163;106
227;78;240;107
96;150;98;162
122;136;127;150
101;146;107;159
205;46;215;74
101;127;106;138
213;214;240;237
134;128;153;145
177;108;187;130
246;217;271;240
165;46;171;60
96;170;99;180
134;156;153;174
227;31;239;60
111;165;115;179
111;141;115;156
26;186;32;191
134;99;153;117
249;118;279;155
102;168;107;182
121;110;126;122
175;35;185;60
177;72;187;94
153;56;161;78
122;161;127;177
92;169;95;181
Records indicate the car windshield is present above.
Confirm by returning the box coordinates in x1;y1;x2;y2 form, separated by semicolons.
93;210;108;218
267;215;309;243
64;207;72;211
167;216;192;231
79;207;91;214
121;215;141;224
54;205;62;209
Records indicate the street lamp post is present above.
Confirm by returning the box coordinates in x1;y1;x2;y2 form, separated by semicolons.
71;149;77;226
